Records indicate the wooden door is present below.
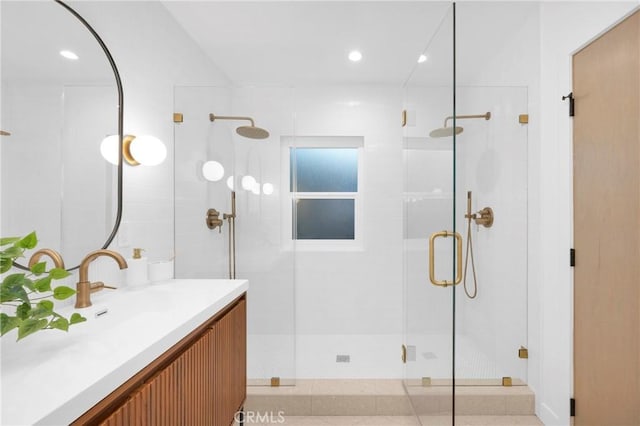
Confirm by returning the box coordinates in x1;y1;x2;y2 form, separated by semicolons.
573;10;640;426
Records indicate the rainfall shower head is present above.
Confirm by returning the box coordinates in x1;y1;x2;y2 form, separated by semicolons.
430;126;464;138
209;114;270;140
429;111;491;138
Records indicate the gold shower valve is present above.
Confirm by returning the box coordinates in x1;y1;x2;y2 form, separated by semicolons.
206;208;224;232
474;207;494;228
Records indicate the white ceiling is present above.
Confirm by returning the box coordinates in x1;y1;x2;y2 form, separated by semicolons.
162;1;453;86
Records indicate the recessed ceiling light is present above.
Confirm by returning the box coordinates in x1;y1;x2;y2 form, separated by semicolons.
60;50;79;60
418;54;428;63
348;50;362;62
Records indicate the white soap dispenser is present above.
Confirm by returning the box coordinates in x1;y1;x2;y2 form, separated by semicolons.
127;248;149;286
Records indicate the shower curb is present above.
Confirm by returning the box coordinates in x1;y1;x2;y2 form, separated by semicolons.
245;380;535;416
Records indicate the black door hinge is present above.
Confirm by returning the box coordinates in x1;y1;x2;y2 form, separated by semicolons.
570;398;575;416
562;92;575;117
570;248;575;267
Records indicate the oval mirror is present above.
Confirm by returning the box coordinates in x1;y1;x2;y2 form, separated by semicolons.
1;0;123;270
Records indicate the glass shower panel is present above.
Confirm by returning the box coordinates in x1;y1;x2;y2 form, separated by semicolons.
231;86;297;385
454;86;528;385
402;3;456;422
173;86;296;384
174;86;234;279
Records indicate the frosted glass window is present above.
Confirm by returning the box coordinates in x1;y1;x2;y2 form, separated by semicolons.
294;199;355;240
290;148;358;192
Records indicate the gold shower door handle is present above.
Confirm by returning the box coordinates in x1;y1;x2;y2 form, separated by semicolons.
428;231;463;287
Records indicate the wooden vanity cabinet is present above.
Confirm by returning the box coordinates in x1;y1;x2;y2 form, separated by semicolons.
72;295;246;426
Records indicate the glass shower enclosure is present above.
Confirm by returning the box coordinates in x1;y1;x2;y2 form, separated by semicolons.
403;2;529;422
173;2;529;424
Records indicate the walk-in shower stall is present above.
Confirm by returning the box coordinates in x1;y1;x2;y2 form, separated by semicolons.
174;2;530;423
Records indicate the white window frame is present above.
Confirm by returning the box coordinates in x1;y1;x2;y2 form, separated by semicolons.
280;136;364;251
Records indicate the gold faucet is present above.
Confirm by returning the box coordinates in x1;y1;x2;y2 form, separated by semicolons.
28;248;65;270
75;249;128;309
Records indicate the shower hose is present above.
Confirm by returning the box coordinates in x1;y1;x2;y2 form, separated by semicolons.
463;214;478;299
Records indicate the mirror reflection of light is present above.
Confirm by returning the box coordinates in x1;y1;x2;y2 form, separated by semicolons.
130;135;166;166
418;54;427;63
100;135;119;165
241;175;256;191
262;183;274;195
60;50;79;60
348;50;362;62
227;175;235;190
251;182;261;195
202;160;225;182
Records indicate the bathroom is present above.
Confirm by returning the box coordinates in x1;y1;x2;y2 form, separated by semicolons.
1;1;639;425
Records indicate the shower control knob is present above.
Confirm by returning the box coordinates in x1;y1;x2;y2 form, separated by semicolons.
474;207;494;228
206;208;224;232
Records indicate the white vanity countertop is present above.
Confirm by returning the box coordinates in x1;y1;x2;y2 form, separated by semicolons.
1;278;248;426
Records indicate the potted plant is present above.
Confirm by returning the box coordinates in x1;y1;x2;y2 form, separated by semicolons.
0;232;86;341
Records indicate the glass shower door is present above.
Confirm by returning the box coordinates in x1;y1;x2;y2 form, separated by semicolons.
402;3;457;423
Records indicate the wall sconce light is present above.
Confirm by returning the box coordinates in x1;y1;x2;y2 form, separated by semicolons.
100;134;167;166
202;160;225;182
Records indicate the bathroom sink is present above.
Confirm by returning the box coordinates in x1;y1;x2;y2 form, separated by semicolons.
1;278;249;426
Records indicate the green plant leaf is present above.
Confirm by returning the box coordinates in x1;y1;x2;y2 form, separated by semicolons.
16;302;31;320
48;317;69;332
0;313;20;336
30;261;47;276
23;278;36;292
0;246;23;259
1;273;26;289
49;268;70;280
0;236;20;246
0;284;30;304
0;258;12;274
1;274;34;297
17;318;48;341
69;313;87;325
37;300;54;310
52;286;75;300
17;232;37;249
33;276;52;293
30;300;54;319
